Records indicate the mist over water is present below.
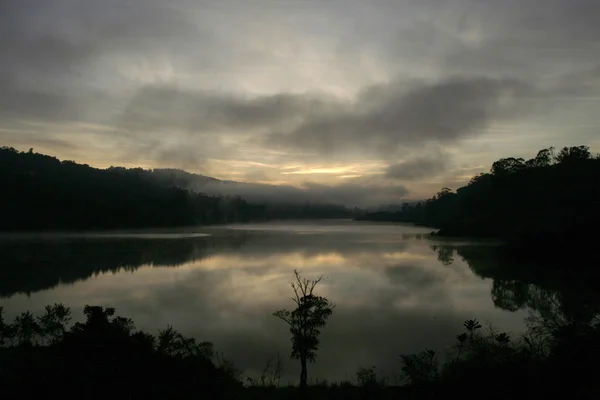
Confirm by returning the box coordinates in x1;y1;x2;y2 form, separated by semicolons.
0;220;531;382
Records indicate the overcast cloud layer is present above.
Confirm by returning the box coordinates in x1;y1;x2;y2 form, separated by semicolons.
1;0;599;204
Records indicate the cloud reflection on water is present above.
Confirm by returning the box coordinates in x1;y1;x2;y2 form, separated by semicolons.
0;222;527;382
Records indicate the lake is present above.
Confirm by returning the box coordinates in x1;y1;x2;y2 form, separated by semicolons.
0;220;576;383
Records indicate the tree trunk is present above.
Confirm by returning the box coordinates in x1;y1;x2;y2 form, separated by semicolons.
300;355;308;391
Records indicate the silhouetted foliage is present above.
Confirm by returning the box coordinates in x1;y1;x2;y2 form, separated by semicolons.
2;292;599;399
391;241;600;398
400;349;439;384
273;270;334;390
0;147;267;231
37;303;71;344
555;145;591;164
12;311;41;346
0;304;241;399
398;311;600;399
359;145;600;249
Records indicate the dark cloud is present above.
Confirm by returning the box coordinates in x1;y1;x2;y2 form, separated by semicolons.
440;0;600;78
0;0;199;52
268;77;530;154
0;0;199;125
0;1;98;123
117;77;528;160
548;64;600;98
385;156;447;180
505;0;600;47
0;80;114;124
117;86;336;134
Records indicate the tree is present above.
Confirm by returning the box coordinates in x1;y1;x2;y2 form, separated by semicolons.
535;148;554;167
273;270;334;390
555;145;591;164
157;325;213;359
435;187;454;199
37;303;71;344
13;311;42;346
490;157;525;175
400;349;439;384
464;319;482;342
468;173;489;186
525;148;554;168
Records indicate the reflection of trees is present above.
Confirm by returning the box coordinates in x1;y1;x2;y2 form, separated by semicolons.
0;234;250;298
430;245;454;266
430;244;600;325
490;280;530;312
402;233;428;241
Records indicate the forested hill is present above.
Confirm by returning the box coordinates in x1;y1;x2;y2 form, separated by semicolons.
358;145;600;242
0;147;267;231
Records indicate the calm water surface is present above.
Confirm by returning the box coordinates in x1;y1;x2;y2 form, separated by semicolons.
0;220;536;382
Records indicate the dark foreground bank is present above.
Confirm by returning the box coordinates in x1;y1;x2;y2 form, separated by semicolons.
1;303;598;399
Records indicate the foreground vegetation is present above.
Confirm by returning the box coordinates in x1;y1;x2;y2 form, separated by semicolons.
1;304;598;399
359;145;600;246
0;304;242;399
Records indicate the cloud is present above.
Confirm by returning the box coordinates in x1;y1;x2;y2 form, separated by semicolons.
117;86;338;134
242;170;271;182
0;81;114;125
440;0;600;78
116;77;529;162
1;0;599;201
276;77;529;153
546;64;600;98
385;155;448;180
506;0;600;47
0;0;199;125
192;180;409;208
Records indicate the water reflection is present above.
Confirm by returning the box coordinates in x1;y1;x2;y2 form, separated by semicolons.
0;222;546;382
431;244;600;325
0;233;250;297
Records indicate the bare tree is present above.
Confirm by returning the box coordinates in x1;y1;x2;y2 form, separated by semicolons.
273;270;334;390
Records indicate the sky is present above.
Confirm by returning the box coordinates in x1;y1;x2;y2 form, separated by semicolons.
1;0;599;204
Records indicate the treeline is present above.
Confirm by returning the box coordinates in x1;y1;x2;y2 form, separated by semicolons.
133;167;357;220
0;147;267;230
359;145;600;242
